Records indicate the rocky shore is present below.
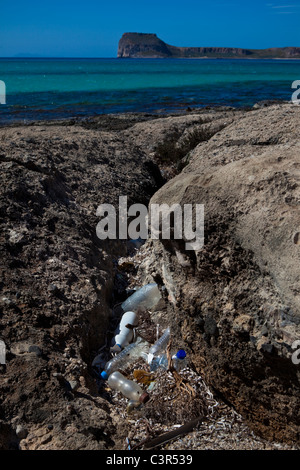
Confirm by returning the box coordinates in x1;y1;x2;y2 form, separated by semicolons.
0;102;299;450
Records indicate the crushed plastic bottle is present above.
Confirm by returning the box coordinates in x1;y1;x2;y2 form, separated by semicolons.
108;371;150;404
149;353;169;372
100;341;145;380
149;349;187;372
147;326;170;366
121;283;161;313
111;311;139;352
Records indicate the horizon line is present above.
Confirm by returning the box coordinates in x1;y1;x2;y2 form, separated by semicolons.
1;56;300;60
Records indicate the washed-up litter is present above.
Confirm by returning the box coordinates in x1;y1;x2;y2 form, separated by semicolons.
0;340;6;365
107;371;150;407
92;282;213;449
133;369;155;387
147;326;170;368
121;283;161;313
110;310;139;352
100;339;148;380
94;272;297;450
150;349;188;372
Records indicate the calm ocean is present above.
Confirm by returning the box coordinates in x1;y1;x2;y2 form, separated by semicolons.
0;58;300;122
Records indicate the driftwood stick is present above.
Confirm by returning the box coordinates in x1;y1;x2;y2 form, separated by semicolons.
143;415;206;450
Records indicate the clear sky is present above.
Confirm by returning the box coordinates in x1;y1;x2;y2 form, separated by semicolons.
1;0;300;57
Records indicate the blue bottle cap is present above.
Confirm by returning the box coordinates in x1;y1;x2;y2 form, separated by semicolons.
101;370;108;380
176;349;186;360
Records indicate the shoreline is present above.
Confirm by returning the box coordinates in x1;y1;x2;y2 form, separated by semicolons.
0;99;290;128
1;56;300;60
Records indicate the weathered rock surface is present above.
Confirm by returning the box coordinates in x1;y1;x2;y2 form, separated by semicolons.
0;121;163;449
0;103;299;449
137;103;300;444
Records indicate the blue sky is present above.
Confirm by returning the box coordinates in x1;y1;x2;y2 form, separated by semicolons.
1;0;300;57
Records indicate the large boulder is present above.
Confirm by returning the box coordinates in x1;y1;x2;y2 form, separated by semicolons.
139;103;300;443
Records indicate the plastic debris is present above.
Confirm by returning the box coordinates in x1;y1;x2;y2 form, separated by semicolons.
108;370;150;405
172;349;188;371
0;340;5;365
111;310;139;352
100;340;146;380
133;369;155;387
147;326;170;366
149;349;187;372
121;283;161;313
149;353;169;372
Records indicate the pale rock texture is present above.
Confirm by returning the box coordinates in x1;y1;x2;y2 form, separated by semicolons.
137;103;300;443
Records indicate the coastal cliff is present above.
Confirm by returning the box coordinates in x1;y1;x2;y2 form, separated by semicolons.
118;33;300;59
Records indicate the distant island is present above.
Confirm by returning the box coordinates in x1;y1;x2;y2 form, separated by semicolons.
118;33;300;59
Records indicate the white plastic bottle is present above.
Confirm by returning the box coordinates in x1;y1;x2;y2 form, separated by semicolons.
108;371;150;404
111;311;139;352
121;283;161;313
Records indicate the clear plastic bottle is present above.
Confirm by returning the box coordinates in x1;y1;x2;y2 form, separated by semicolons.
101;342;143;380
149;354;169;372
149;349;187;372
147;326;171;365
172;349;187;371
108;371;150;404
121;283;161;313
0;340;5;365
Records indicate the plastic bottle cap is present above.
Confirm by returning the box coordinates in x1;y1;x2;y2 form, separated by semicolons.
139;392;150;404
176;349;186;360
100;371;108;380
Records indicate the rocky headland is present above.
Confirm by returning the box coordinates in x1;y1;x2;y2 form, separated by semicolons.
0;102;299;450
117;33;300;59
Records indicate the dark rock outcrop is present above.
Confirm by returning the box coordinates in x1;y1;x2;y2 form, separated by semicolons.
118;33;300;59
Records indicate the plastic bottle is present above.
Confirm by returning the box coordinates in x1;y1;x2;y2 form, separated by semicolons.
0;340;5;365
111;330;133;352
149;354;169;372
121;283;161;313
119;311;138;330
108;371;150;404
100;341;143;380
147;326;171;365
111;311;139;352
172;349;187;371
149;349;187;372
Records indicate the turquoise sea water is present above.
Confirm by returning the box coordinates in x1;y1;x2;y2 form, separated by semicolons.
0;58;300;122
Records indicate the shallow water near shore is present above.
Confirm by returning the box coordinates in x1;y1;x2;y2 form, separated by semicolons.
1;58;300;122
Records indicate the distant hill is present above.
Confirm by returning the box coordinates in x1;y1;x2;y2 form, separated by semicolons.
118;33;300;59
